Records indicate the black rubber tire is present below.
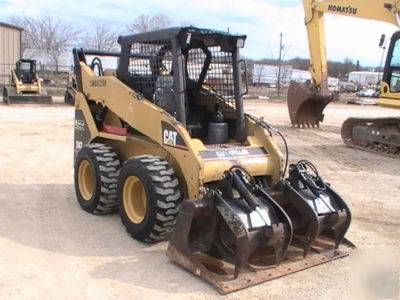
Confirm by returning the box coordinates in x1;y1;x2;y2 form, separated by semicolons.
118;155;182;242
64;90;74;105
74;143;121;214
3;87;8;104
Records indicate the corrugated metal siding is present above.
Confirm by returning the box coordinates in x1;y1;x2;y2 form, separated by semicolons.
0;25;21;85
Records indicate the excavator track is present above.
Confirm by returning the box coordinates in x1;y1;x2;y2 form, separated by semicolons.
341;117;400;158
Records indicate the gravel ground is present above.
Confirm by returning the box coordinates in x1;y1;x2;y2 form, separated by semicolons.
0;100;399;299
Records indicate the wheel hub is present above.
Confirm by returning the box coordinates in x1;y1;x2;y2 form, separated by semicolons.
123;176;147;224
78;160;95;201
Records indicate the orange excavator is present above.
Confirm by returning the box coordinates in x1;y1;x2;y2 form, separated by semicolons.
288;0;400;156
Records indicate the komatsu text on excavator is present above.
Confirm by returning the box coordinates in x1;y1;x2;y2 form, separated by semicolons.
289;0;400;156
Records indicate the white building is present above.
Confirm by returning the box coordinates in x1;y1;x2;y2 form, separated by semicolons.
348;71;383;86
252;64;293;86
291;69;311;82
252;64;338;88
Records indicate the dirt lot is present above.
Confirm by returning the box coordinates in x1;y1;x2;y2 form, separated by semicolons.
0;100;399;299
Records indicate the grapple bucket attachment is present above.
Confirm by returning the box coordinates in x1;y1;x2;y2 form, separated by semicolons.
167;164;353;293
287;82;332;128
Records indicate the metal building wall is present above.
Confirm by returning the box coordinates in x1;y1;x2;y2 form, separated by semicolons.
0;23;22;85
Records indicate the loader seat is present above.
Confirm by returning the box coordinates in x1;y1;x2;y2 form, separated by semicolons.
19;71;36;84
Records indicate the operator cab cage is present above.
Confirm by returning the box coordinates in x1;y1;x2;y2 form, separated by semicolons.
15;59;37;84
74;27;248;142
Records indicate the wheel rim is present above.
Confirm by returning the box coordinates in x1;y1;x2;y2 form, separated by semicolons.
78;160;95;201
123;176;147;224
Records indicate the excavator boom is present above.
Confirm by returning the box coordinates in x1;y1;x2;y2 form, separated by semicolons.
288;0;400;127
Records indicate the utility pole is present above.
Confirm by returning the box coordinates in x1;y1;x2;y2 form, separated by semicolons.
277;32;283;97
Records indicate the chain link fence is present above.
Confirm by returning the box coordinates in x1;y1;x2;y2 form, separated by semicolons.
0;62;72;86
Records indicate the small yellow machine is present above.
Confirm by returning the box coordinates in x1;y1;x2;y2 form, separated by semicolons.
64;72;76;105
289;0;400;156
72;27;353;293
2;59;52;104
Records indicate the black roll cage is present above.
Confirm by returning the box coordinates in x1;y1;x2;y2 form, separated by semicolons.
73;27;247;141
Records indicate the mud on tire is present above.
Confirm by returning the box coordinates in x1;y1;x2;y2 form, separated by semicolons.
118;155;183;242
74;143;121;214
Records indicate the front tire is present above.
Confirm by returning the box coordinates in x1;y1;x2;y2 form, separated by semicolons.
74;143;121;214
3;87;8;104
118;155;182;242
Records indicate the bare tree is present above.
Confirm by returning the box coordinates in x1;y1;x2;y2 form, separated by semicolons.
126;14;173;33
10;15;79;71
253;63;266;85
80;23;120;51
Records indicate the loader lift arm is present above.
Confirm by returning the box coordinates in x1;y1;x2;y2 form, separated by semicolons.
288;0;400;128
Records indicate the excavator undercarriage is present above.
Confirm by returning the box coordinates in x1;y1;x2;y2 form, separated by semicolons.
341;117;400;157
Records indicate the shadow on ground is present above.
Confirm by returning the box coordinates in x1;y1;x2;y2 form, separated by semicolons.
0;183;216;295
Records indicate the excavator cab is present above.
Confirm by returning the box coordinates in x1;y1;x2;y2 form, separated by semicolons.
341;31;400;156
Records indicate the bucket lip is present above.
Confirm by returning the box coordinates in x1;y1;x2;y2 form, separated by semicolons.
167;242;354;294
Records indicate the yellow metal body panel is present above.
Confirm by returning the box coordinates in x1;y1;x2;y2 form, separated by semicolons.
11;69;43;94
379;82;400;109
76;62;283;199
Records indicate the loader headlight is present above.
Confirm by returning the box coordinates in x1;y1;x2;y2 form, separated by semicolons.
237;38;245;48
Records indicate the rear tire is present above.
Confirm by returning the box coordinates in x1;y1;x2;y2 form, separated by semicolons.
74;143;121;214
118;155;182;242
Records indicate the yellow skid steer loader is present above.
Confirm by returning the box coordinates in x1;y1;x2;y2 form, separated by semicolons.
2;59;52;104
72;27;353;293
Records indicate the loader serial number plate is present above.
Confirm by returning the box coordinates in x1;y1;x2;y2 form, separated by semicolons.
199;147;267;161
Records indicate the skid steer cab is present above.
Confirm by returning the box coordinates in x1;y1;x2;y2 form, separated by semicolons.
72;27;353;293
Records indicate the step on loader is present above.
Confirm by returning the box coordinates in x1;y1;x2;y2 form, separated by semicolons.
72;27;354;293
2;59;52;104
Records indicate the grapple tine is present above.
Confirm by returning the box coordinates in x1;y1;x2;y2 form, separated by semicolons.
267;224;287;264
213;192;249;279
284;161;352;256
325;185;352;248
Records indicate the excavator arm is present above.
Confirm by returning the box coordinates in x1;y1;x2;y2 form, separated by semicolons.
288;0;400;127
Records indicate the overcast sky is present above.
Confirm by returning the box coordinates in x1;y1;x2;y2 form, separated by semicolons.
0;0;398;66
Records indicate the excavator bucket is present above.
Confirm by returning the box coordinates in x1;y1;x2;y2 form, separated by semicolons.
167;163;353;294
287;82;332;128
